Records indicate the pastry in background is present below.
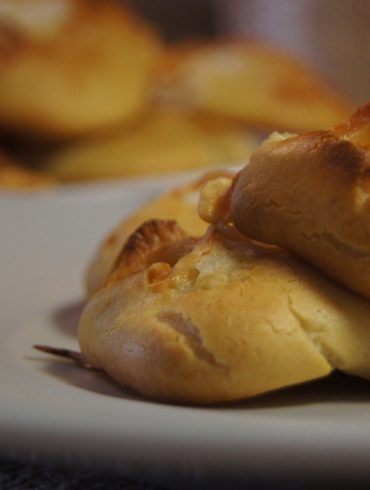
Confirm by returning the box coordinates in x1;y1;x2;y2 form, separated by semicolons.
0;148;54;190
79;219;370;404
86;171;230;297
43;109;255;182
0;0;161;138
156;40;353;133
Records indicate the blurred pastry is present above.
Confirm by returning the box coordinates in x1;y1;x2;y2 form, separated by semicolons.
0;148;54;189
86;171;230;297
79;219;370;404
157;40;353;132
0;0;161;138
43;109;255;181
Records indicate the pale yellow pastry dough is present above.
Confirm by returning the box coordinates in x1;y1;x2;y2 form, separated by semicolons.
79;219;370;404
86;171;230;297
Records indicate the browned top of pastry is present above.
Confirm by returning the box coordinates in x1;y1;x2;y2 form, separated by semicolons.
85;171;231;297
229;101;370;299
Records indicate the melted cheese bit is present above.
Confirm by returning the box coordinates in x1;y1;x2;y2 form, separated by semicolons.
198;177;233;224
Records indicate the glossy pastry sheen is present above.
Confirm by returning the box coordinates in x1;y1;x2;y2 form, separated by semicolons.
230;102;370;299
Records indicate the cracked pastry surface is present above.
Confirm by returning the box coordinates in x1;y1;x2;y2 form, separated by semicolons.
229;101;370;300
0;0;161;138
86;172;230;298
79;219;370;404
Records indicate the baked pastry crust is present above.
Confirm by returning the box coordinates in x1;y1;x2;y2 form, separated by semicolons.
156;40;353;133
86;171;230;297
0;0;161;138
230;101;370;299
79;219;370;404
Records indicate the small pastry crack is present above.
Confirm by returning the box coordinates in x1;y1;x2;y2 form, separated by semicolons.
287;296;344;370
157;311;229;373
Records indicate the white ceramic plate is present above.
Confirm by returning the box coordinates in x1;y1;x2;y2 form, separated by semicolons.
1;173;370;486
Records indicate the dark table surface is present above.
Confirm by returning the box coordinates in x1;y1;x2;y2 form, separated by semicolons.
0;457;166;490
2;456;369;490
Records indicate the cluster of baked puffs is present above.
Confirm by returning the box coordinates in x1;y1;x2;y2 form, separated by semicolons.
0;0;353;190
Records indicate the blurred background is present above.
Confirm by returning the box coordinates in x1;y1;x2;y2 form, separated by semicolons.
0;0;368;189
131;0;369;103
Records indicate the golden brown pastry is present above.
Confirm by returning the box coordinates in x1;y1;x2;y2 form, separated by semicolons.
43;108;255;182
0;0;161;138
157;40;353;133
227;101;370;299
86;171;230;297
79;219;370;404
0;148;54;189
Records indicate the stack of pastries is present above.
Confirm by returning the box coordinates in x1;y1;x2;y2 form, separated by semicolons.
74;102;370;404
0;0;354;189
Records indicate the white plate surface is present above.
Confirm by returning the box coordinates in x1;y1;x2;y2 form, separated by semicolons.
1;173;370;484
